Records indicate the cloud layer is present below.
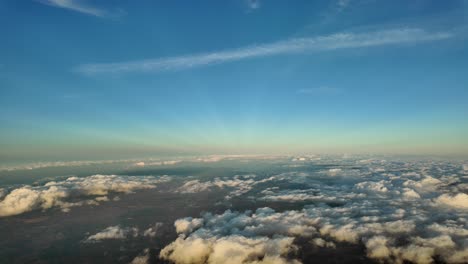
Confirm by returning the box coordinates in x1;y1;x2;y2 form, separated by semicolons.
164;157;468;263
76;28;452;75
4;156;466;263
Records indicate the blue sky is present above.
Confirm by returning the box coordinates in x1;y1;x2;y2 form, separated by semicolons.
1;0;468;161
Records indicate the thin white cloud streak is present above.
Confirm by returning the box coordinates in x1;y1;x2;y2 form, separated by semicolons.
246;0;261;11
76;28;452;75
297;86;342;95
38;0;107;17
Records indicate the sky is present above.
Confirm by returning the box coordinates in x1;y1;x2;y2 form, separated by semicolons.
1;0;468;161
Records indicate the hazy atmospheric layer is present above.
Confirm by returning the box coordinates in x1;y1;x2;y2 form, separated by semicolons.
0;155;467;263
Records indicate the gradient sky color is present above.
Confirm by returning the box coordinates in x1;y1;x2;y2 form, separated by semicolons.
1;0;468;161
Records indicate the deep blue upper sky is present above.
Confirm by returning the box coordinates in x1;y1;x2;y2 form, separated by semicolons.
1;0;468;161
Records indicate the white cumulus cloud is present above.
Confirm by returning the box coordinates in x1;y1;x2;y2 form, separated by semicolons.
434;193;468;209
85;225;139;242
0;174;171;217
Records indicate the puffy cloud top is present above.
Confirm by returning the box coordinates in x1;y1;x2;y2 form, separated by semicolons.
177;174;274;199
434;193;468;209
86;225;139;241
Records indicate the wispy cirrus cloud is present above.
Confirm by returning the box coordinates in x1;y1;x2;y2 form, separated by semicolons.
297;86;342;95
37;0;117;18
246;0;261;11
76;28;453;75
337;0;351;11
